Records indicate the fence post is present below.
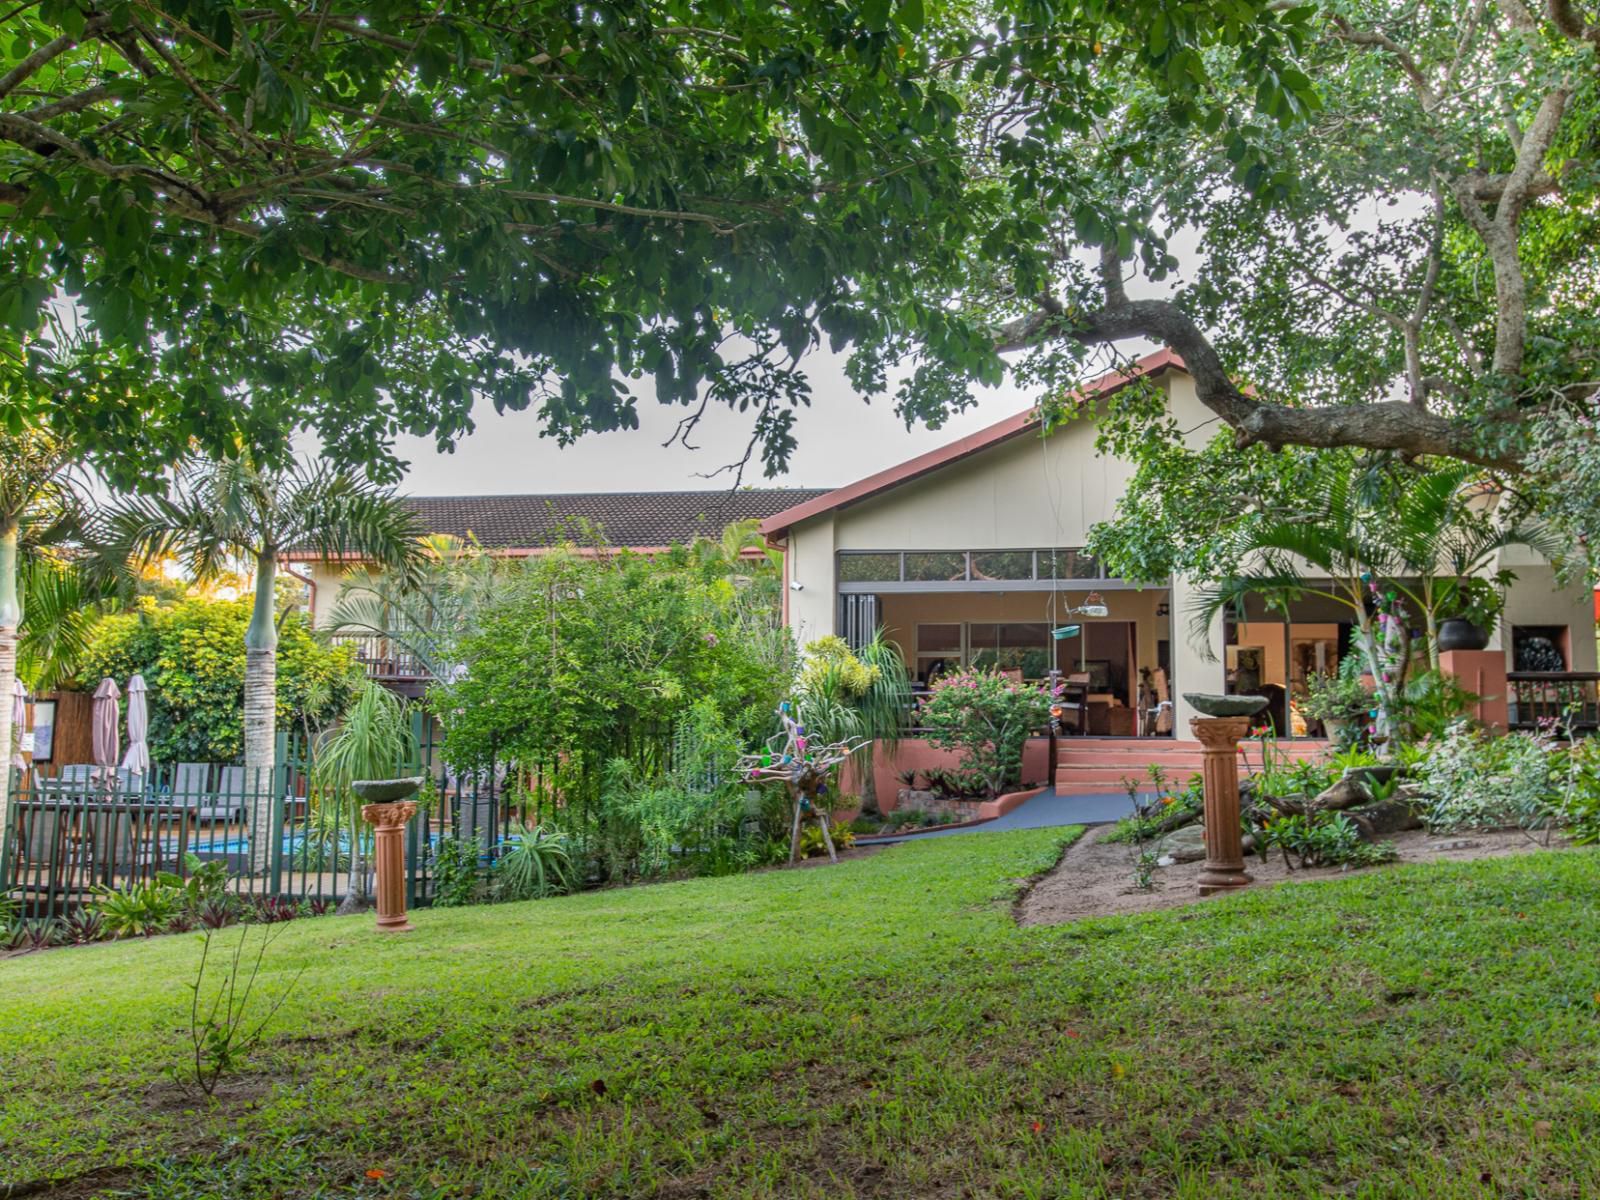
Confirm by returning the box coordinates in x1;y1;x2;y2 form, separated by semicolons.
0;767;14;900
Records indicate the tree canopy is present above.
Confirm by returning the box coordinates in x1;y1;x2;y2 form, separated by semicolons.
0;0;1316;483
2;1;1596;540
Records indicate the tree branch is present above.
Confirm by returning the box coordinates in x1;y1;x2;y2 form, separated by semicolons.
995;294;1516;468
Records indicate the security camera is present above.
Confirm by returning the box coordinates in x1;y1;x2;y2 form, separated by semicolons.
790;581;805;591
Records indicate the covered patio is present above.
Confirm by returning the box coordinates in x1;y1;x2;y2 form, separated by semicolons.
837;547;1176;739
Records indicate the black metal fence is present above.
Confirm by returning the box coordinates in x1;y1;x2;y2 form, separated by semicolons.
2;720;516;921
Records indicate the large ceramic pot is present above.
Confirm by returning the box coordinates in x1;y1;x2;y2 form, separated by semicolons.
1437;618;1490;653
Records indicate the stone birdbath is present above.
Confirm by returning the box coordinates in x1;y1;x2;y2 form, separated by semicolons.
1182;694;1267;897
353;777;427;932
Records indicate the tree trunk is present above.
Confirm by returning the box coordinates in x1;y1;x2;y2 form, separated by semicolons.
243;551;280;877
0;521;18;857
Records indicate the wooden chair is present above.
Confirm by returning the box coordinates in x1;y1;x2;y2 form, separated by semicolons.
1143;669;1174;736
1054;672;1091;736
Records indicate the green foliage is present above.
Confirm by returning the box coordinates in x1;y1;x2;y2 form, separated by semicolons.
1414;724;1564;834
1557;740;1600;846
1395;670;1480;743
602;701;749;879
1299;659;1375;729
155;854;233;915
0;0;1320;488
93;881;184;939
80;598;363;763
494;824;576;902
430;837;487;909
1257;812;1398;870
919;668;1052;799
184;924;302;1098
797;822;856;859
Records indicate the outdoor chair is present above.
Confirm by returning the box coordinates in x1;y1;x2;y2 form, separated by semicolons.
1053;673;1091;736
1143;669;1174;736
215;766;249;822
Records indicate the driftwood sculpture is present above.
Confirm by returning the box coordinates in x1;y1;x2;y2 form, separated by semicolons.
739;703;868;865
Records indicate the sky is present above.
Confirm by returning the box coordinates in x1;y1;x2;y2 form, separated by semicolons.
387;345;1046;497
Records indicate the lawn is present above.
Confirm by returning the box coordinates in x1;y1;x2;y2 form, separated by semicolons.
5;829;1600;1199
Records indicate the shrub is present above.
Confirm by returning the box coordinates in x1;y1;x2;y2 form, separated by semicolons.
1299;658;1373;734
798;822;856;859
1258;812;1398;869
61;908;109;945
431;835;487;907
81;598;364;763
1396;670;1479;742
494;823;575;901
1414;723;1562;833
919;669;1051;799
94;881;184;938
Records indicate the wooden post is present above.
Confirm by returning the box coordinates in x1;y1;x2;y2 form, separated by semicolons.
361;800;419;932
1189;715;1253;897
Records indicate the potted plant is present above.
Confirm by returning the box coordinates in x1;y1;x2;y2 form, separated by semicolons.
1299;661;1372;743
1436;576;1505;653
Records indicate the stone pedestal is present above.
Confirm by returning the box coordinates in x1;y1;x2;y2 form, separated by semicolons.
361;800;418;932
1190;716;1254;896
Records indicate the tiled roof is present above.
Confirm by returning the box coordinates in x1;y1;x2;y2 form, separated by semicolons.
390;488;832;551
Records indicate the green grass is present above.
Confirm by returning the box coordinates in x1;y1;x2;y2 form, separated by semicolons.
5;830;1600;1198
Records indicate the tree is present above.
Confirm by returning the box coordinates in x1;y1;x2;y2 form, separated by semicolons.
80;597;364;764
0;0;1319;486
103;456;422;873
0;421;83;835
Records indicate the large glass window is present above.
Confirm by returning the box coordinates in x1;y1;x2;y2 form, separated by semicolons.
904;552;968;582
838;553;900;582
1039;548;1102;580
970;551;1035;581
968;622;1052;677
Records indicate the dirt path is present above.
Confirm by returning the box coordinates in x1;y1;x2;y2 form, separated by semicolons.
1017;823;1575;927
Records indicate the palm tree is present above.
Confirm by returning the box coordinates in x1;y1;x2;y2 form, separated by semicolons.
324;534;498;688
1386;463;1563;669
1190;458;1410;740
105;455;423;874
1191;458;1561;743
311;681;419;908
0;424;83;833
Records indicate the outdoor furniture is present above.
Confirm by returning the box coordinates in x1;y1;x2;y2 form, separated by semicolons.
1054;673;1091;736
1142;669;1174;736
216;766;248;822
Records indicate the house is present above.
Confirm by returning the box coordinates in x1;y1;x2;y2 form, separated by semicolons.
758;350;1597;789
286;488;829;685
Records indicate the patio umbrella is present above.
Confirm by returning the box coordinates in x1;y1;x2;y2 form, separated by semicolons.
121;674;150;776
91;676;121;782
10;679;23;770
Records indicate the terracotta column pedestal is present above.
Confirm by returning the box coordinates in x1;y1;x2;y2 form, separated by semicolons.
1189;716;1254;897
361;800;418;932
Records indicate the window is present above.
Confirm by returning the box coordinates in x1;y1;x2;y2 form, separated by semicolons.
968;622;1052;677
916;623;963;681
904;552;968;582
838;553;900;582
1039;548;1102;580
970;551;1035;581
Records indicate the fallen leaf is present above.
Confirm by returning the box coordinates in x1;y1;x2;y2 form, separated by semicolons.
365;1168;387;1180
590;1078;608;1097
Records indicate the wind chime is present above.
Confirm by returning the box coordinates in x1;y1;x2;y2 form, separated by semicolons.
738;702;868;865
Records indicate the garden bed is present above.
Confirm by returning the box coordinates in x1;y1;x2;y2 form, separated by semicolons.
1018;823;1581;926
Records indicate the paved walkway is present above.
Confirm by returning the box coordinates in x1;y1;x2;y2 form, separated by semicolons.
862;787;1137;843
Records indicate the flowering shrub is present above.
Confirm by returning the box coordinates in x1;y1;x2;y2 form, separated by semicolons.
918;668;1051;799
